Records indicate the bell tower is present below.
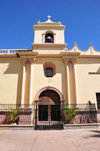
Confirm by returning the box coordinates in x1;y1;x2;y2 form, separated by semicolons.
32;16;66;45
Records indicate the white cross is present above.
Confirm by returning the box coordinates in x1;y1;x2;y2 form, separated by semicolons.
47;16;51;20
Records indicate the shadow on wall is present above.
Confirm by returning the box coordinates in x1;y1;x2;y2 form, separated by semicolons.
78;60;100;64
78;60;100;74
2;60;22;104
96;67;100;73
89;66;100;74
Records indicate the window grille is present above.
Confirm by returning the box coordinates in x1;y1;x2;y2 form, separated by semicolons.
45;67;53;77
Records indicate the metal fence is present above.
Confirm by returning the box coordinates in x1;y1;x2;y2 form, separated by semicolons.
0;104;34;125
64;103;97;124
64;103;96;111
0;103;98;129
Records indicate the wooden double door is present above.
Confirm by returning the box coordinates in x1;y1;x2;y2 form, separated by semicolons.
39;104;61;121
38;90;61;122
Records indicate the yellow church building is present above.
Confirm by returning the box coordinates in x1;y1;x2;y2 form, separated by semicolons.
0;16;100;128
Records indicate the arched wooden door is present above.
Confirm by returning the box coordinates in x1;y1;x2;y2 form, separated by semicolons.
38;90;61;122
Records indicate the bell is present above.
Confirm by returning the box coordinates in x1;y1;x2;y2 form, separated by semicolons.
45;33;53;43
46;36;53;42
46;36;51;40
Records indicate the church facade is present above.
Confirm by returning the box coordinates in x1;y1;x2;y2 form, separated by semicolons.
0;16;100;125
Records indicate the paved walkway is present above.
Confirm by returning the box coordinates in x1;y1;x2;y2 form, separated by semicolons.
0;128;100;151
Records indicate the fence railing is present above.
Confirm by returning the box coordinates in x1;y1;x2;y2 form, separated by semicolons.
0;103;98;126
64;103;96;111
0;104;35;125
0;104;35;111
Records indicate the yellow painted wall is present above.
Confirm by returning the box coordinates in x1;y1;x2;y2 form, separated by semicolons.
0;57;100;106
32;59;66;102
76;58;100;105
0;59;22;104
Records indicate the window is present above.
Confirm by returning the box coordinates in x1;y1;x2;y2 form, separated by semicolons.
45;33;54;43
45;67;53;77
44;62;56;77
96;93;100;109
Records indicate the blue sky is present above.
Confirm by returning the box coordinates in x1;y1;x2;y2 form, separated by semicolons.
0;0;100;50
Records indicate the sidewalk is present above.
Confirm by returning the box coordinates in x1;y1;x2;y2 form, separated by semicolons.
0;128;100;151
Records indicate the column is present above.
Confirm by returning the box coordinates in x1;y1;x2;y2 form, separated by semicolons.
29;59;34;108
20;60;26;108
72;60;78;104
54;34;56;43
64;59;70;105
42;34;45;43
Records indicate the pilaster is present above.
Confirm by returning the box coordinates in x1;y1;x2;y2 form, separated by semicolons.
63;58;70;105
28;58;36;108
20;59;26;108
71;59;78;104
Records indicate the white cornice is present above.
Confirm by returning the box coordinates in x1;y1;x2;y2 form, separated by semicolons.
33;25;65;30
32;43;67;49
17;52;38;59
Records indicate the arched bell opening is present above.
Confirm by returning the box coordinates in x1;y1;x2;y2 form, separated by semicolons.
45;33;54;43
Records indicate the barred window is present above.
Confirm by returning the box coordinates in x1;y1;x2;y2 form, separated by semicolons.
45;67;53;77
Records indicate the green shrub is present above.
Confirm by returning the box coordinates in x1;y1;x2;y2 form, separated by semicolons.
64;105;77;124
8;107;19;124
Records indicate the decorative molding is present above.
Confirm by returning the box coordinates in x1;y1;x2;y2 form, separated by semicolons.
18;52;38;59
74;41;78;47
0;54;17;58
90;42;93;48
21;57;36;65
34;86;64;102
63;56;78;64
61;52;80;57
29;57;36;63
63;58;70;65
43;30;56;35
71;58;77;64
33;25;65;30
32;43;67;49
79;55;100;59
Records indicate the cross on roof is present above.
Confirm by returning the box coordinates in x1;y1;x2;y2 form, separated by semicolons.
47;16;51;20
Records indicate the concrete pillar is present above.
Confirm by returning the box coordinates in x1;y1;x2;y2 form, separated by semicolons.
28;60;34;108
72;60;78;104
42;34;45;43
54;34;56;43
20;60;26;108
64;59;70;105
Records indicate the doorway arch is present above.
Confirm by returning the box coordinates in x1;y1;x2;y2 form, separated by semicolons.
39;89;60;121
35;86;64;102
35;87;64;123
